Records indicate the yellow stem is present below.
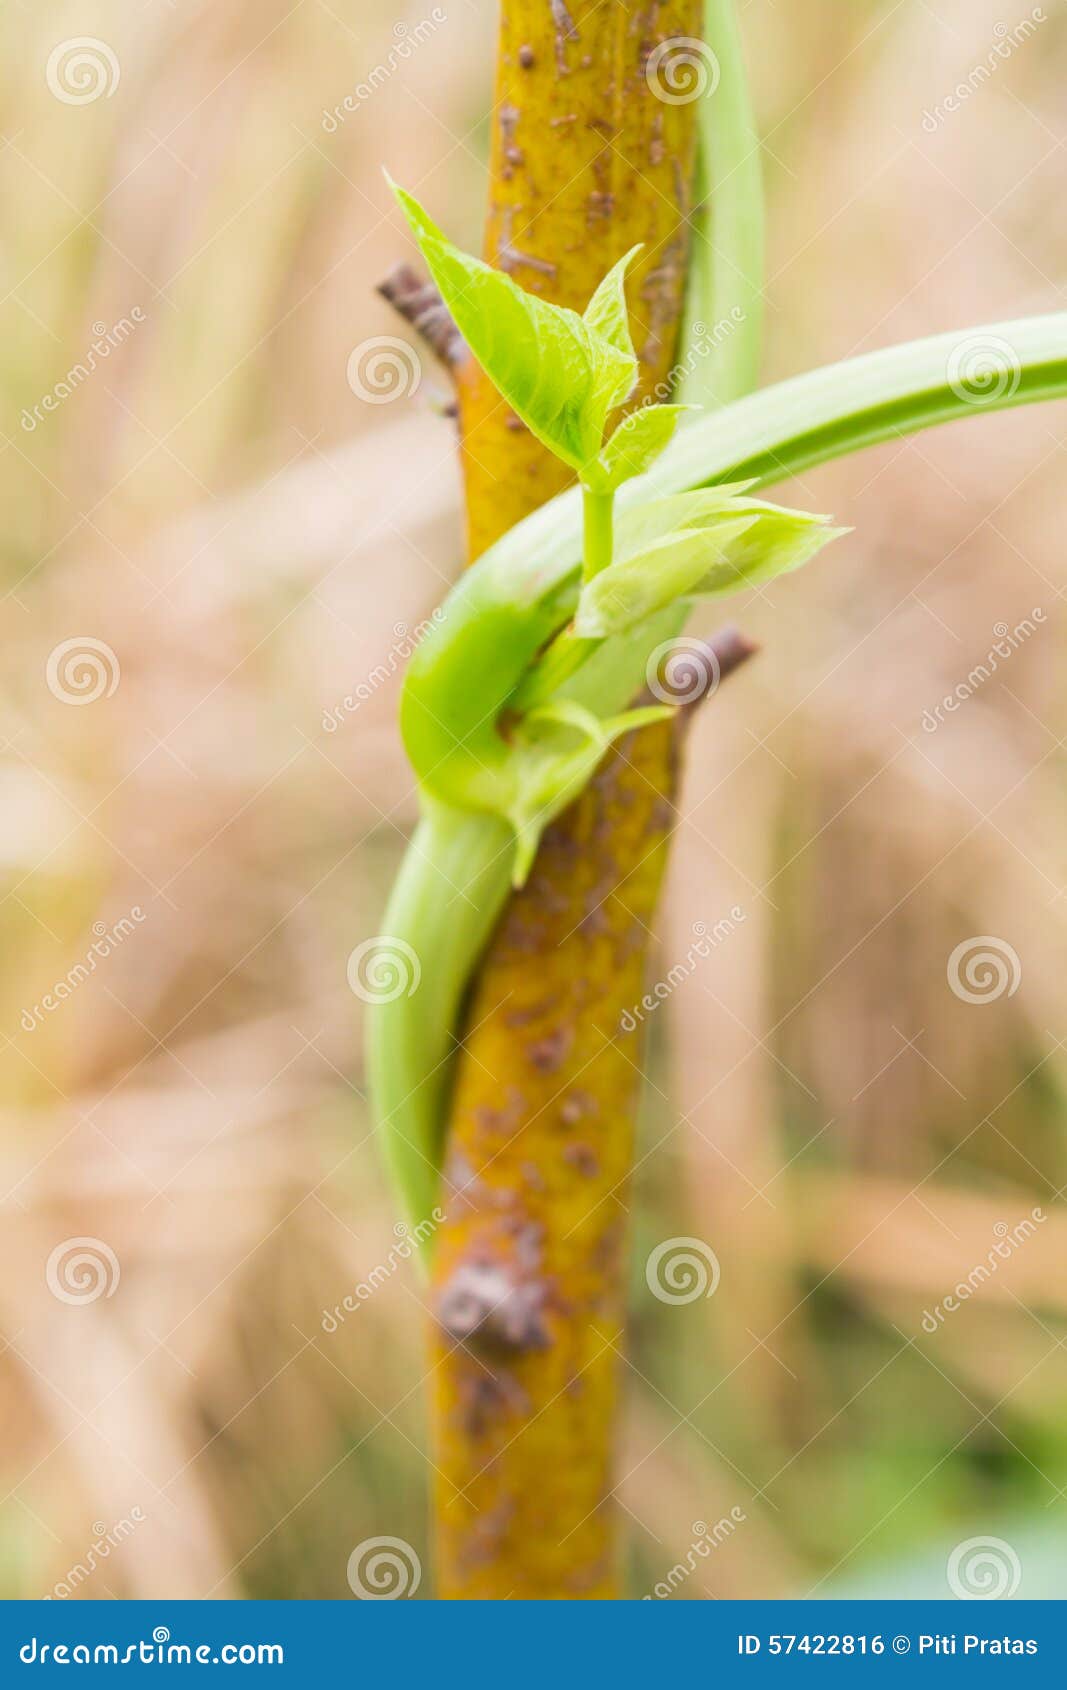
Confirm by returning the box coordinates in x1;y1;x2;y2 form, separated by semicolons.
431;0;704;1599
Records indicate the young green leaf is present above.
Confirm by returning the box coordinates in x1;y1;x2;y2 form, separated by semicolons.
506;699;673;884
575;495;844;635
612;485;758;556
581;248;642;426
574;516;758;638
584;403;691;493
689;507;849;597
582;247;640;364
390;179;636;473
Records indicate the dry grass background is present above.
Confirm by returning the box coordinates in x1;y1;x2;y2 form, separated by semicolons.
1;0;1066;1599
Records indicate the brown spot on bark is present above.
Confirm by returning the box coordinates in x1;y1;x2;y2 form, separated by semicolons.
526;1026;574;1072
563;1142;600;1178
649;110;665;167
521;1159;547;1193
504;997;559;1028
510;1218;545;1269
472;1089;526;1139
457;1376;527;1443
437;1261;550;1354
559;1089;597;1126
500;244;558;277
549;0;580;74
577;904;613;938
550;0;579;35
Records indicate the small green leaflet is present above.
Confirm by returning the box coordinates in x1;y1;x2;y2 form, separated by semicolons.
388;182;845;880
390;180;638;474
506;698;672;884
612;486;758;555
582;249;640;362
574;515;758;638
690;506;850;596
585;404;692;493
390;183;704;496
575;489;845;636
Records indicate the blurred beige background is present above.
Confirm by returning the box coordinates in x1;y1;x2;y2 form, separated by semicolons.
2;0;1065;1599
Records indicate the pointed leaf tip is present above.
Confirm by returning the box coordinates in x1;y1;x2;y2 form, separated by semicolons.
387;181;639;474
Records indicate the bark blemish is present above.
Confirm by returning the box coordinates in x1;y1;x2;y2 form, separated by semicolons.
526;1026;574;1072
549;0;580;75
578;902;613;936
456;1376;528;1443
497;210;559;278
472;1088;527;1138
500;245;558;278
521;1159;547;1193
649;109;665;167
559;1089;597;1126
504;997;560;1028
563;1142;600;1178
437;1260;550;1354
